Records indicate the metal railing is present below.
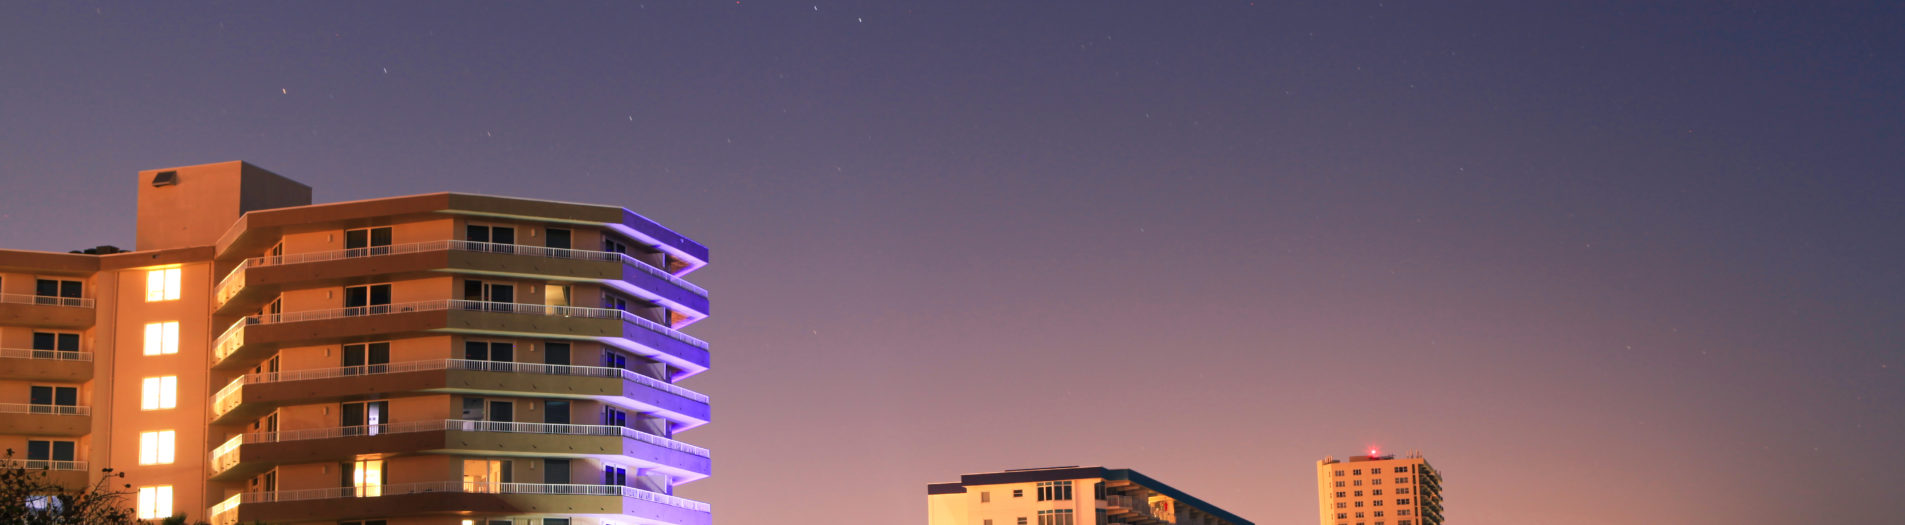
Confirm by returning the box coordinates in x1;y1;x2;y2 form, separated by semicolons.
0;293;93;308
216;239;707;299
212;261;249;306
0;348;91;361
208;494;241;525
210;299;708;359
209;419;707;471
234;480;710;512
0;460;86;471
209;358;709;420
0;403;89;416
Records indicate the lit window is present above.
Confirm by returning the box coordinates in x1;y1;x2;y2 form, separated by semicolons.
145;268;182;302
143;322;180;355
138;431;175;465
136;485;172;519
141;376;178;410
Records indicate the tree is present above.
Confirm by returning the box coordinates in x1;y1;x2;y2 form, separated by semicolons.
0;449;139;524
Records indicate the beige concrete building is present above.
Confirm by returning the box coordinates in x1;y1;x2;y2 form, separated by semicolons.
928;466;1252;525
1;161;713;525
1315;453;1442;525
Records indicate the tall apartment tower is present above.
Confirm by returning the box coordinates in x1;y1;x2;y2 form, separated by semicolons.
0;161;714;525
1315;452;1442;525
927;466;1253;525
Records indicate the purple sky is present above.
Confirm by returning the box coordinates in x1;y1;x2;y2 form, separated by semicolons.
3;2;1901;523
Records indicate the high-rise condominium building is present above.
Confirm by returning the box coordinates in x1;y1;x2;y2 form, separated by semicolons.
1315;452;1442;525
927;466;1253;525
0;161;714;525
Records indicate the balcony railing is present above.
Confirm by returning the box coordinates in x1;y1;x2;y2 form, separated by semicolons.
234;480;711;512
211;299;707;365
212;240;708;304
211;418;707;473
1;460;87;471
0;403;89;416
0;293;93;308
0;348;92;361
210;358;709;421
209;494;240;525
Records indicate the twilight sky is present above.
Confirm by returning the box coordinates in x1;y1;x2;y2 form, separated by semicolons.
3;2;1902;523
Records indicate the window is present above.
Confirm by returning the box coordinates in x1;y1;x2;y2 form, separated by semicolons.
352;459;385;497
1396;499;1410;505
1396;477;1408;483
603;465;628;486
136;486;172;519
1334;470;1344;476
545;400;570;425
1335;481;1345;487
138;431;175;464
464;340;515;363
1355;501;1364;508
467;224;517;246
1353;490;1363;497
1337;514;1347;519
141;376;177;410
35;279;83;305
984;521;993;525
463;279;516;306
342;401;390;435
1036;481;1073;501
1395;467;1409;473
1372;478;1382;485
1373;499;1384;506
1375;511;1385;517
1398;521;1412;525
1335;492;1345;498
981;491;990;503
1352;469;1362;475
1336;502;1346;508
345;227;393;256
1398;509;1412;515
1016;518;1027;525
143;322;180;355
28;386;78;414
342;342;391;371
30;332;80;359
343;284;392;313
1396;488;1410;494
146;268;182;301
26;440;76;466
1354;480;1363;486
546;458;570;484
1373;489;1383;496
546;228;572;250
1012;489;1023;498
463;459;511;492
1355;512;1365;518
1037;509;1074;525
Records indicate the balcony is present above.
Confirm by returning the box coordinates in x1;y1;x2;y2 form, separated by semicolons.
211;480;711;525
0;403;91;436
0;348;93;381
0;294;95;328
210;358;710;428
211;300;710;376
1104;494;1168;524
211;419;710;482
213;240;708;318
0;460;89;490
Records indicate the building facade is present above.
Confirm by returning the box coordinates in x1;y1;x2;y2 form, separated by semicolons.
0;161;714;525
927;466;1252;525
1315;453;1442;525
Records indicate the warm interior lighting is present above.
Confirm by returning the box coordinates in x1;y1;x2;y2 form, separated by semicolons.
354;459;384;497
141;376;178;410
143;322;180;355
138;430;175;465
145;267;182;302
136;486;173;519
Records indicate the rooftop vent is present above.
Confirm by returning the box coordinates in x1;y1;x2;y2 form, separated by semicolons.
151;171;179;186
